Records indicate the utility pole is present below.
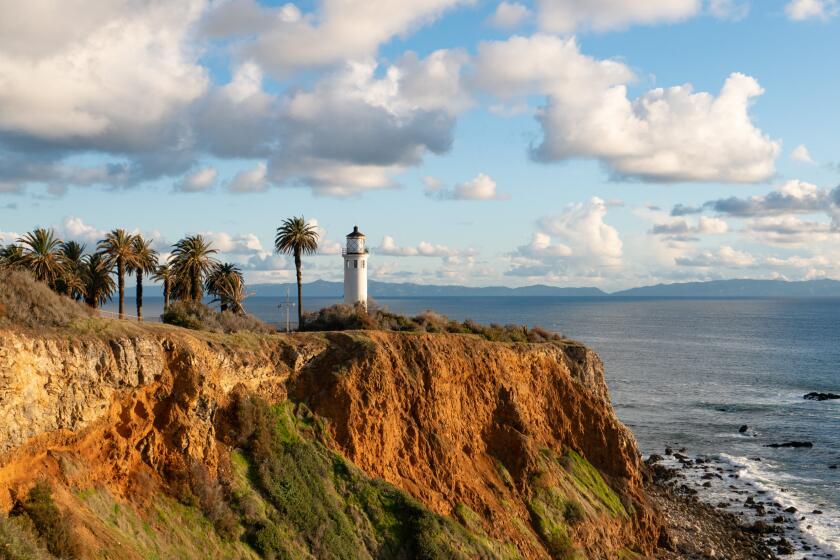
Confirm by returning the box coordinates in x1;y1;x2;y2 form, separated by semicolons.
278;287;296;333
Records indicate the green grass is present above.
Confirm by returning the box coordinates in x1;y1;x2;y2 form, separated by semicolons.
563;451;627;518
75;484;257;559
227;395;522;560
0;514;53;560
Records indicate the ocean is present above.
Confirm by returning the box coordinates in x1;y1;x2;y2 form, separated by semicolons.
107;295;840;556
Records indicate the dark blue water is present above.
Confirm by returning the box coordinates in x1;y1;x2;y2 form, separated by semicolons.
108;296;840;553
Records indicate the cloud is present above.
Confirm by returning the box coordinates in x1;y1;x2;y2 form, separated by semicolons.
422;176;444;193
0;230;21;245
228;162;268;193
650;216;729;237
0;1;207;148
474;35;779;183
535;0;701;33
427;173;509;200
193;62;279;159
244;253;288;271
266;54;467;196
202;231;266;255
488;2;532;28
785;0;838;20
60;216;107;245
375;235;465;257
708;0;751;20
175;166;218;193
509;197;622;277
671;203;704;216
703;180;830;217
746;215;836;245
676;246;755;267
791;144;815;164
202;0;471;76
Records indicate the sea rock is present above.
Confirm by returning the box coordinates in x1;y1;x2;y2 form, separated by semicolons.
784;506;797;513
765;441;813;449
739;425;749;433
776;538;795;555
803;392;840;401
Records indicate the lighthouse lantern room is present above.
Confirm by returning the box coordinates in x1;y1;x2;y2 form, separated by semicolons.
342;226;368;308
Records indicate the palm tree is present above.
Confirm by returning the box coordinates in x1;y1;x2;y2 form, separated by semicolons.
0;244;25;270
170;235;218;302
274;216;319;330
128;236;159;321
206;262;245;313
17;228;66;289
97;229;137;319
152;263;174;312
82;253;116;309
58;241;87;300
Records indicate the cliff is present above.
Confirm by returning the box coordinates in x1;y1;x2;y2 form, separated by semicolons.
0;321;663;559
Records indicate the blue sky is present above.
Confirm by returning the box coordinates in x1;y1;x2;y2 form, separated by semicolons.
1;0;839;290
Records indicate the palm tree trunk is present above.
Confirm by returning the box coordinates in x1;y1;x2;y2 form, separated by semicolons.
192;273;201;303
118;258;125;319
295;250;303;331
136;270;143;321
163;279;170;311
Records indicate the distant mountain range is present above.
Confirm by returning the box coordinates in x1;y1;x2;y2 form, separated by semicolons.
128;278;840;298
610;278;840;298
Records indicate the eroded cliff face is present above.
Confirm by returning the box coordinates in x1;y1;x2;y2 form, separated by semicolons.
0;325;662;558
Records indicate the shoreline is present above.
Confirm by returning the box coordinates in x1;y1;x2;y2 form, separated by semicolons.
647;451;839;559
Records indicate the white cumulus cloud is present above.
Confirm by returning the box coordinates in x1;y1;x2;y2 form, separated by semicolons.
791;144;815;164
175;167;218;193
474;35;779;183
202;0;471;76
489;2;532;28
428;173;509;200
676;246;756;267
535;0;701;33
785;0;838;20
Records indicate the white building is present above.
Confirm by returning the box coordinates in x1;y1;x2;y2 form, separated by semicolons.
342;226;368;308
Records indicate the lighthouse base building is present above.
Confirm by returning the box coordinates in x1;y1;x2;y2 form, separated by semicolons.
342;226;368;308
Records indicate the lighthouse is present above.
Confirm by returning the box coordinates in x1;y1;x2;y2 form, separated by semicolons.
342;226;368;308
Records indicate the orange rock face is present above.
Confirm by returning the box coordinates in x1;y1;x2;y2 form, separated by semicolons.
0;327;662;558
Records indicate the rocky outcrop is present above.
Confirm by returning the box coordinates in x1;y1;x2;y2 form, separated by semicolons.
0;324;662;558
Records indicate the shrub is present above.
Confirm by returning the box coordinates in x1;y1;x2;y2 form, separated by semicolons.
11;481;81;559
169;459;239;540
562;500;585;525
0;514;53;560
303;303;566;345
161;301;272;334
0;269;94;329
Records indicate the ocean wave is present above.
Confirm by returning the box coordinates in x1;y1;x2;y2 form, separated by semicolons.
658;452;840;558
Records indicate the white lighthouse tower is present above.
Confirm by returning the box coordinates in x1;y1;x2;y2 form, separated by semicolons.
342;226;368;308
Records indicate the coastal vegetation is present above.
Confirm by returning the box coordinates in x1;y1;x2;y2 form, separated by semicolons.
304;303;566;344
0;226;265;324
274;216;319;330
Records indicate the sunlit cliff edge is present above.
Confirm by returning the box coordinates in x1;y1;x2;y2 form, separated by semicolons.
0;311;663;558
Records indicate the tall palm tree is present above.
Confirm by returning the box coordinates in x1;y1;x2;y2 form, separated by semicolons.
97;229;137;319
17;228;66;289
0;244;25;270
82;253;116;309
58;241;87;301
152;263;174;312
274;217;319;330
170;235;218;302
128;236;159;321
205;262;245;313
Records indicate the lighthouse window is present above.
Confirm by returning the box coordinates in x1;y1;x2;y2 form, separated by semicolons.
362;261;365;268
354;260;358;268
